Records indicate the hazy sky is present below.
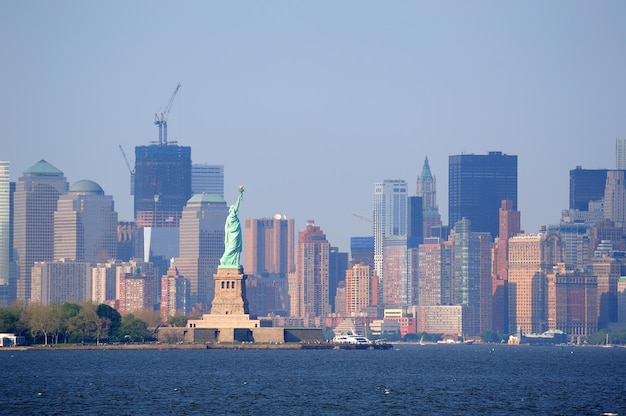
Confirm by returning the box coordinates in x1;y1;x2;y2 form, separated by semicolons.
3;1;625;251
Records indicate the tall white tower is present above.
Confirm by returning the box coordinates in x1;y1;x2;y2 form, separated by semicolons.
373;179;407;282
616;138;626;170
0;161;9;304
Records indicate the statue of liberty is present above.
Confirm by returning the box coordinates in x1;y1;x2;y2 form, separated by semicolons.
219;185;244;269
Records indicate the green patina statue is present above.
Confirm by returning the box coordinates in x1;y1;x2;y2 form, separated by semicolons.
219;185;244;269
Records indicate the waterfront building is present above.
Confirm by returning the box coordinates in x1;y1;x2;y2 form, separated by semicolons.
450;218;492;335
243;215;295;277
176;193;228;309
160;259;189;323
448;151;517;239
569;166;608;211
290;221;330;320
31;259;91;305
14;160;68;303
345;264;377;315
546;264;598;340
0;162;9;305
418;240;453;306
54;180;118;263
417;305;464;335
416;157;442;238
492;200;521;333
374;179;408;293
192;164;224;197
508;231;563;334
618;277;626;324
588;255;620;328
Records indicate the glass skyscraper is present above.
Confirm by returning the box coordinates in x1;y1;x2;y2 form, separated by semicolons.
134;144;192;228
448;151;517;239
373;179;408;281
0;162;9;305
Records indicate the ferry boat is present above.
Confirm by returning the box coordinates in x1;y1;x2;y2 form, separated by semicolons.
332;334;393;350
333;334;372;349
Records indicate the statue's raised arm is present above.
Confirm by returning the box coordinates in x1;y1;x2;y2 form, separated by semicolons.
219;185;244;269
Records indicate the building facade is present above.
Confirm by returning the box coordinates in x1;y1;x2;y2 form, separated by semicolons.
176;193;228;309
54;180;118;263
508;231;563;334
243;215;295;277
290;221;330;320
14;160;68;303
416;157;442;238
569;166;608;211
374;179;408;286
191;164;224;197
0;162;9;305
448;151;517;239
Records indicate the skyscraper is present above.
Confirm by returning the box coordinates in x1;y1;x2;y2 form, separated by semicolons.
0;162;9;305
192;164;224;197
31;259;90;305
416;157;442;238
448;151;517;239
134;144;192;264
418;240;453;306
54;180;118;263
492;200;521;333
243;215;295;277
569;166;608;211
508;231;563;334
176;193;228;309
14;160;68;303
450;218;492;335
617;138;626;170
345;264;377;315
134;144;192;227
291;221;330;319
374;179;408;282
603;170;626;226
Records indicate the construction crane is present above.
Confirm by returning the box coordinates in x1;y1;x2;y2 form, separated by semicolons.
118;144;135;195
154;82;181;145
352;213;372;223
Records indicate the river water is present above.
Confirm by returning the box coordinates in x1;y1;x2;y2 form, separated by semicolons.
1;344;625;415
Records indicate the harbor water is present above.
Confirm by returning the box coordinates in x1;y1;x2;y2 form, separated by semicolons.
1;344;625;415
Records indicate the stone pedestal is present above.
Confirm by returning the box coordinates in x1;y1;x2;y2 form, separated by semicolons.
210;267;250;315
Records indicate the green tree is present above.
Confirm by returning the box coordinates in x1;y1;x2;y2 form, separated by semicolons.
0;306;23;334
96;304;121;342
119;314;151;343
26;303;55;345
59;302;81;343
69;303;96;344
167;312;188;327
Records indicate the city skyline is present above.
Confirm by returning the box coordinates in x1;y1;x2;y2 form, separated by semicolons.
3;2;625;251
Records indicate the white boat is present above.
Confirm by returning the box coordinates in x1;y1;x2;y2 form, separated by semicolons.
332;334;373;349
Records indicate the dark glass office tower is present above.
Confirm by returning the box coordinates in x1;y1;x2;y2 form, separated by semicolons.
569;166;608;211
134;144;192;228
448;151;517;239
